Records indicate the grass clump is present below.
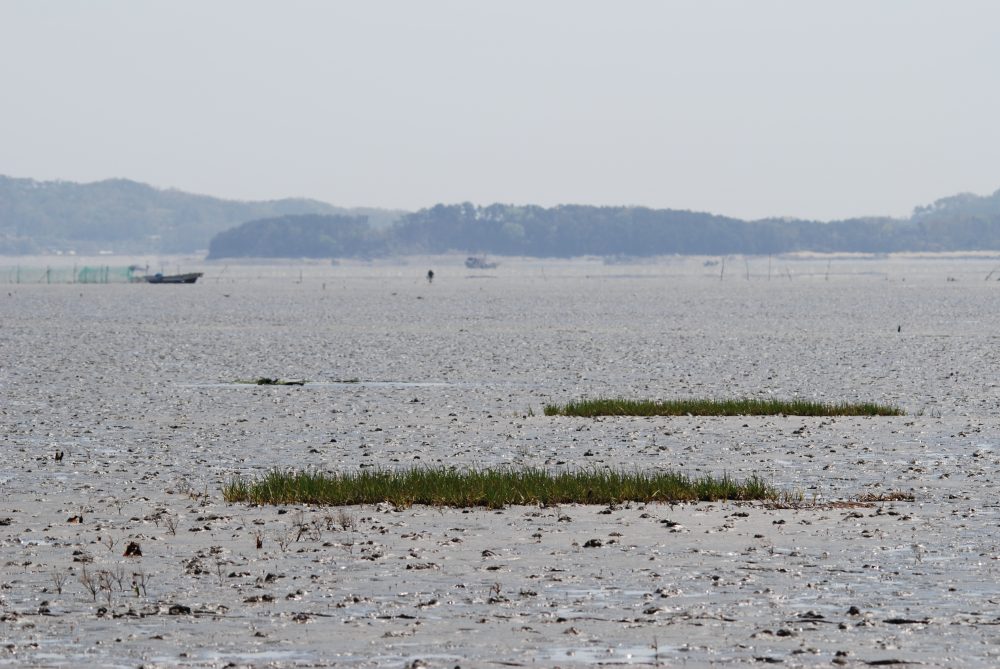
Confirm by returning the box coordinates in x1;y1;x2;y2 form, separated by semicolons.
544;398;903;418
223;467;777;509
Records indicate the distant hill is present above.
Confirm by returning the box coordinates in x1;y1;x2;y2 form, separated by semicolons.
7;174;1000;257
207;189;1000;259
0;175;405;254
207;214;382;259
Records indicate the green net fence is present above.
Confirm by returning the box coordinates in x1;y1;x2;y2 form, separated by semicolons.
0;265;137;284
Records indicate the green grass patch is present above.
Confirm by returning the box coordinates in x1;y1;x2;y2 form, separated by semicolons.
223;467;777;508
543;398;903;417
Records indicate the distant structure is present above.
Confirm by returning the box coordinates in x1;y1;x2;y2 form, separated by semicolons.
426;269;434;283
465;256;498;269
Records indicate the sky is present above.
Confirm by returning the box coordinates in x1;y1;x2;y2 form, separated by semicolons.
2;1;999;221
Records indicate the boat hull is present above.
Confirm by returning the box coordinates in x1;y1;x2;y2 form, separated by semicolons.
144;272;203;284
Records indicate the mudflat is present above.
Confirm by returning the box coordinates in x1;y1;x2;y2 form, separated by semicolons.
3;254;1000;668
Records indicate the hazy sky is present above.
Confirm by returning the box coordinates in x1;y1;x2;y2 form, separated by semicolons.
2;1;999;220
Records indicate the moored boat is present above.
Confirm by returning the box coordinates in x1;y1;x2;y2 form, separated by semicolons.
144;272;203;284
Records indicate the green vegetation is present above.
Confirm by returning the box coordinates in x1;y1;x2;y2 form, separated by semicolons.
0;175;403;254
207;214;380;259
6;173;1000;256
223;467;777;508
213;194;1000;259
544;398;903;417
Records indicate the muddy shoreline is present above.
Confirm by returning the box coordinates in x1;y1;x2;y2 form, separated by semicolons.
3;255;1000;667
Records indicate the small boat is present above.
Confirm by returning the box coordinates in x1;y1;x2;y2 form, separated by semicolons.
144;272;203;284
465;256;498;269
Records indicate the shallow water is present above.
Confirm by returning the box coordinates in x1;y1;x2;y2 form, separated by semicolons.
4;254;1000;667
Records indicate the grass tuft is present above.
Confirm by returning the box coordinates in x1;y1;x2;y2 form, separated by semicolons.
543;398;903;417
223;467;777;509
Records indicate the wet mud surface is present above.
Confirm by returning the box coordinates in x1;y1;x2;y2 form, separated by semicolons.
3;255;1000;667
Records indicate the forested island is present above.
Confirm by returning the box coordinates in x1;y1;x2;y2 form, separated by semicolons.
208;191;1000;259
5;174;1000;257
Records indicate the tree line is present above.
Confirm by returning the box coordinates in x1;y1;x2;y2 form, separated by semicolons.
5;173;1000;257
207;192;1000;259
